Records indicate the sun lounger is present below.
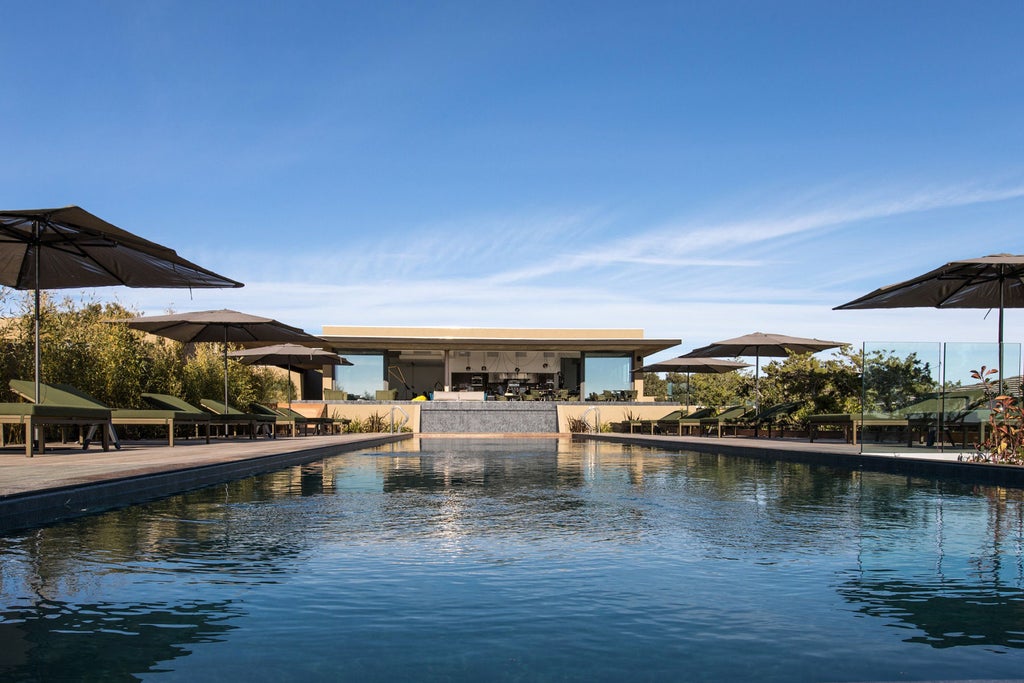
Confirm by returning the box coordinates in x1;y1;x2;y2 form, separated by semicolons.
721;401;803;438
808;392;982;445
699;405;754;437
939;406;995;448
141;393;260;441
628;408;717;435
247;403;301;436
199;398;276;439
671;407;718;435
902;393;984;447
0;394;112;457
9;380;212;449
808;412;908;445
274;404;336;434
628;410;682;434
249;403;334;437
6;380;118;456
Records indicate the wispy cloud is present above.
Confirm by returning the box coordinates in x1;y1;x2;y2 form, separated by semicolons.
107;176;1024;360
486;180;1024;285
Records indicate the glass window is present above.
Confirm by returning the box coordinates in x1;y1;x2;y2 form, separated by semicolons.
583;355;631;399
334;354;384;400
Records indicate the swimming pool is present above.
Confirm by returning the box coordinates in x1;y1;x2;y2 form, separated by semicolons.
2;437;1023;681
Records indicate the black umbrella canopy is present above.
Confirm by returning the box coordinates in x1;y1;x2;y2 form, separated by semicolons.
636;357;751;374
118;309;320;345
686;332;846;409
228;344;351;406
635;356;751;407
228;344;351;369
0;206;243;404
835;254;1024;383
0;206;244;289
834;254;1024;312
118;310;323;408
686;332;846;359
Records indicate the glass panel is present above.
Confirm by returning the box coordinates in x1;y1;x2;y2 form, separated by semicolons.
860;342;940;455
583;355;631;400
333;354;385;400
941;342;1021;457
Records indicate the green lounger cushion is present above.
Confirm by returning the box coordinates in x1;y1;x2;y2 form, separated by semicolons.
8;380;112;418
111;408;210;422
199;398;275;422
0;402;111;419
249;403;290;419
141;393;210;415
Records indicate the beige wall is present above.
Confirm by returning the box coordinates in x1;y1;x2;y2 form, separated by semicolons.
557;404;681;432
304;401;684;433
319;402;421;432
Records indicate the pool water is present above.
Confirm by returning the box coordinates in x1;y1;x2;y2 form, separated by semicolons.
3;437;1024;681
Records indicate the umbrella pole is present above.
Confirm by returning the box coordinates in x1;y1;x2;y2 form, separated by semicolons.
223;326;229;410
754;353;760;412
33;221;41;452
288;362;293;408
999;266;1005;391
34;241;41;402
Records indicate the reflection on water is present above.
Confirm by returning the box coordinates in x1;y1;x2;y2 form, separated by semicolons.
839;480;1024;651
838;573;1024;649
2;438;1024;681
0;599;238;681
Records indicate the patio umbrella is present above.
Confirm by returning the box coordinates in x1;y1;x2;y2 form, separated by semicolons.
634;357;751;407
117;309;323;410
685;332;846;409
834;254;1024;385
0;206;242;404
228;344;351;406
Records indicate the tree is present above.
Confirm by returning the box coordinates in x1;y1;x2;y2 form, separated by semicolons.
691;369;753;409
862;350;936;413
758;348;862;421
641;372;668;400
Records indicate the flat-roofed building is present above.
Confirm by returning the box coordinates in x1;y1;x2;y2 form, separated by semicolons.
319;326;680;401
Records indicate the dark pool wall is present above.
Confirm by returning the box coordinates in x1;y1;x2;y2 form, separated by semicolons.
419;402;558;433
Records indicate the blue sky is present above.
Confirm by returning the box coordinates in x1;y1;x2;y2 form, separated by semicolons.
3;1;1023;361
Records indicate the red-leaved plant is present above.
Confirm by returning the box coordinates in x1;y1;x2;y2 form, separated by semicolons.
962;366;1024;465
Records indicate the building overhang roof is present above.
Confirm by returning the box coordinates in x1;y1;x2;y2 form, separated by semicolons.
318;327;680;357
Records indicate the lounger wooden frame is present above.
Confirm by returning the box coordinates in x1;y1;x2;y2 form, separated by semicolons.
0;404;112;457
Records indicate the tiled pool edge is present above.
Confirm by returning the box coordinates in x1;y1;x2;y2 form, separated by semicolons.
0;433;411;534
578;433;1024;487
